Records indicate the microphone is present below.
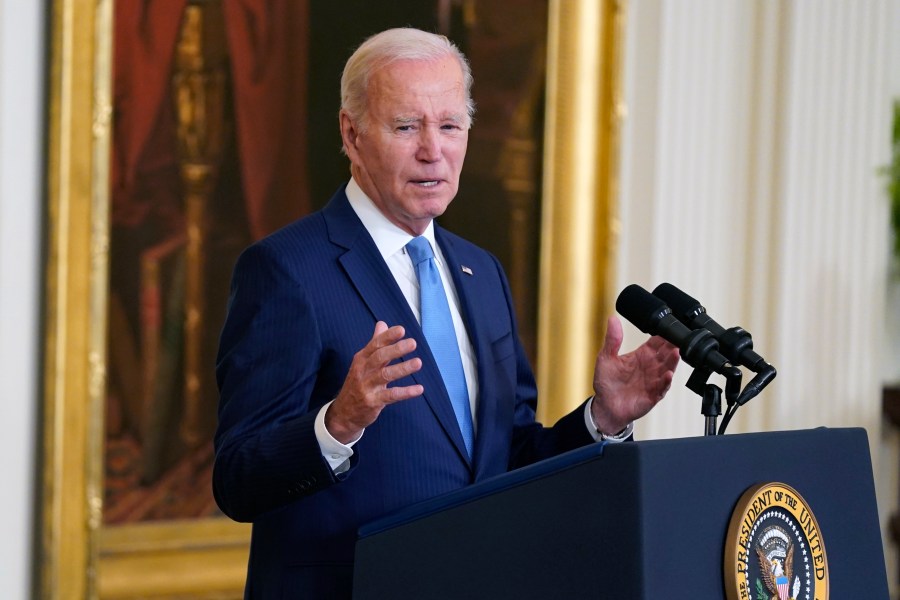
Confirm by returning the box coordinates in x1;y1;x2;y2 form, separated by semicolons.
615;284;738;377
652;282;776;406
652;282;768;372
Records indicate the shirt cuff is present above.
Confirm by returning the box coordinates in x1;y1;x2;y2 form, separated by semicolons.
315;400;363;473
584;396;634;443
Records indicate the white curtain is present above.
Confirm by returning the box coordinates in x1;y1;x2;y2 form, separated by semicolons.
617;0;897;587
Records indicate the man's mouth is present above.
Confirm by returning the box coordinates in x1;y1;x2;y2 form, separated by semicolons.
412;180;440;187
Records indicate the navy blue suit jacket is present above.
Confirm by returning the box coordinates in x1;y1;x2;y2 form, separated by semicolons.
214;186;594;598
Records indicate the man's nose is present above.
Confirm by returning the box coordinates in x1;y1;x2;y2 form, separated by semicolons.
416;126;442;162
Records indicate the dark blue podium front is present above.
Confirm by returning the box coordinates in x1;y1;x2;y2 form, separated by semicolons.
353;428;888;599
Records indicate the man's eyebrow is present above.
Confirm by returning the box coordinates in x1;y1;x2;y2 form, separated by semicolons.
392;114;465;124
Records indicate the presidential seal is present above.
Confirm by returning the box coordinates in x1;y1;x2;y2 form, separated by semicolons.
724;482;829;600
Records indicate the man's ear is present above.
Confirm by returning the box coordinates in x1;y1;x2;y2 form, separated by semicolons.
339;111;359;158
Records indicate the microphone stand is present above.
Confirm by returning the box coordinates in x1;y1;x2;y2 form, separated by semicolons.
701;384;721;437
686;366;742;436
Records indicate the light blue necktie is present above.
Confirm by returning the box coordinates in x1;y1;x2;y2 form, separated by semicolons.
406;236;474;458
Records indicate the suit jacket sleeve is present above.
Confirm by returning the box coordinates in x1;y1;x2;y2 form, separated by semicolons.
213;241;352;522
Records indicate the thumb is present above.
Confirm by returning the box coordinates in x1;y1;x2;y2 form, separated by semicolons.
601;315;624;358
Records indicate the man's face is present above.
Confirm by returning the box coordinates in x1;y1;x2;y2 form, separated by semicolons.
341;55;469;236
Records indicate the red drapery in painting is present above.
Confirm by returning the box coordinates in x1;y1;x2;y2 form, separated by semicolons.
112;0;309;240
107;0;310;523
223;0;309;239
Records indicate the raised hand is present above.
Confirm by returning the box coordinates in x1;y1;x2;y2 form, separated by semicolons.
590;315;680;435
325;321;424;444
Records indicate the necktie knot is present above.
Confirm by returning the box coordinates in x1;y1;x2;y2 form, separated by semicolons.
406;236;434;265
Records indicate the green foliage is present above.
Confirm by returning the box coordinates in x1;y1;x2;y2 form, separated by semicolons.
884;100;900;264
755;578;768;600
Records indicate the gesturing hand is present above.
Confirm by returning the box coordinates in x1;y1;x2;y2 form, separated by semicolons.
325;321;424;444
590;315;680;435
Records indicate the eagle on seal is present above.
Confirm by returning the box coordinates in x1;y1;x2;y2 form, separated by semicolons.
756;541;794;600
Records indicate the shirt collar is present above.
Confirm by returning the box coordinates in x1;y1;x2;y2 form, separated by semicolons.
346;176;439;262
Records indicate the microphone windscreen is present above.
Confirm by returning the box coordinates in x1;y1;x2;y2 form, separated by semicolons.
652;282;701;319
615;284;668;334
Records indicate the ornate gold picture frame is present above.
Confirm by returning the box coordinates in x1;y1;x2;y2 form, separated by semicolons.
40;1;622;597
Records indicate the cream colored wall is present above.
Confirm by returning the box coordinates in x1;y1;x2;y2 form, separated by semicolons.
0;1;44;599
617;0;899;593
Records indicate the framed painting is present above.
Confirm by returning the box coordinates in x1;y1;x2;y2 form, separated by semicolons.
40;0;623;597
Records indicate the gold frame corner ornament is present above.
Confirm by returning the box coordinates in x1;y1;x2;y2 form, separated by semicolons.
42;0;625;596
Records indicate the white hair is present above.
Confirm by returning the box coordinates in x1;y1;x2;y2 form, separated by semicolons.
340;27;475;132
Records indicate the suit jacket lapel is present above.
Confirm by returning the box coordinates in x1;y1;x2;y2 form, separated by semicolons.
323;192;473;467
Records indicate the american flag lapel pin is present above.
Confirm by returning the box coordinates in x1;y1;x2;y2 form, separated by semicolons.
461;265;473;276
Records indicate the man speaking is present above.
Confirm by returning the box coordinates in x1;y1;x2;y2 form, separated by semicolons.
213;27;679;599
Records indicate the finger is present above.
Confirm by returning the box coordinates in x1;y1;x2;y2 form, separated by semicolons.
373;320;388;336
644;334;680;355
652;371;675;401
653;344;680;372
373;323;407;347
663;347;680;370
382;383;425;404
641;337;680;370
371;336;418;366
360;323;408;359
380;357;423;384
600;315;624;358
